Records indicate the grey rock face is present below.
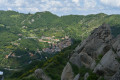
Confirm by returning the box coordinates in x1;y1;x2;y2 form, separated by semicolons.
34;69;51;80
117;44;120;57
113;35;120;58
94;50;120;78
73;74;80;80
112;35;120;50
84;73;89;80
113;40;120;51
79;52;96;69
70;53;81;68
61;62;74;80
96;43;111;55
62;24;120;80
70;24;112;69
110;70;120;80
81;24;112;58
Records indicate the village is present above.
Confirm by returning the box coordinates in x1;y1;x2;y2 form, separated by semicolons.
42;37;72;53
5;35;73;59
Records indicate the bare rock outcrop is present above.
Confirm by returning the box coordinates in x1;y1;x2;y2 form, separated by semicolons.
110;70;120;80
34;69;51;80
61;62;74;80
69;53;81;68
70;24;112;69
61;24;120;80
79;52;96;69
73;74;80;80
84;73;89;80
94;50;120;79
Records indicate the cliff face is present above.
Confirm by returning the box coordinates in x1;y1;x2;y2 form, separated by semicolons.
34;24;120;80
61;24;120;80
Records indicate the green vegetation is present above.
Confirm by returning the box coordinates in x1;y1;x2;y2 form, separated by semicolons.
87;72;99;80
70;54;105;80
70;64;92;80
70;63;104;80
7;40;80;80
0;10;120;80
96;54;104;64
115;57;120;63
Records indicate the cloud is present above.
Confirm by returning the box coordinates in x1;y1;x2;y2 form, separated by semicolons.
100;0;120;7
14;0;24;7
18;7;40;13
75;0;96;11
72;0;79;3
0;0;119;15
72;0;80;5
84;0;96;9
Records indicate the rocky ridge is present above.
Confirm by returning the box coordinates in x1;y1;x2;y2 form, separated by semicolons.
61;24;120;80
35;24;120;80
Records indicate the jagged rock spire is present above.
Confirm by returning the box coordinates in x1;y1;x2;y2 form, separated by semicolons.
70;24;113;69
68;24;120;80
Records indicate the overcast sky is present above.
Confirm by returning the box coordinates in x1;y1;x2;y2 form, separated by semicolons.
0;0;120;16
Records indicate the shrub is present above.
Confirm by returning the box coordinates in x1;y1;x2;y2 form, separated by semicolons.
87;72;99;80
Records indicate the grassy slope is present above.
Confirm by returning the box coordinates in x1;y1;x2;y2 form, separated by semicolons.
0;11;120;77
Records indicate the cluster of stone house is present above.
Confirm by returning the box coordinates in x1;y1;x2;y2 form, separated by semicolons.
42;38;72;53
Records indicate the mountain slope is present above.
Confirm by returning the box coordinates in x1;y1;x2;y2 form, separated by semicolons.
61;24;120;80
0;11;120;69
10;23;120;80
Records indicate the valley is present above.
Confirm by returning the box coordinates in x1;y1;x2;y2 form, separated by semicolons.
0;10;120;80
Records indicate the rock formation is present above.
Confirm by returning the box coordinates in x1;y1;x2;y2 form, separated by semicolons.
62;24;120;80
70;24;112;69
110;70;120;80
34;69;51;80
35;24;120;80
73;74;80;80
94;49;120;79
61;62;74;80
84;73;89;80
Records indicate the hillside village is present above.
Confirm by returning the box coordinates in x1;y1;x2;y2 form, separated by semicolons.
42;38;72;53
5;35;72;59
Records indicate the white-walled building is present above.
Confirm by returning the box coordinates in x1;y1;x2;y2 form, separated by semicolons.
0;71;3;80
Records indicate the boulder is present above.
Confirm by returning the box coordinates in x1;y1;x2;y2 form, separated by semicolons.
84;73;89;80
73;74;80;80
34;69;51;80
79;52;96;69
70;52;96;69
70;53;81;68
61;62;74;80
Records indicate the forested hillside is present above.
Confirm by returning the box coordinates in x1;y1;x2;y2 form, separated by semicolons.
0;10;120;69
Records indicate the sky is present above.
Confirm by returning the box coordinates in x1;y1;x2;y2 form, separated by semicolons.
0;0;120;16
